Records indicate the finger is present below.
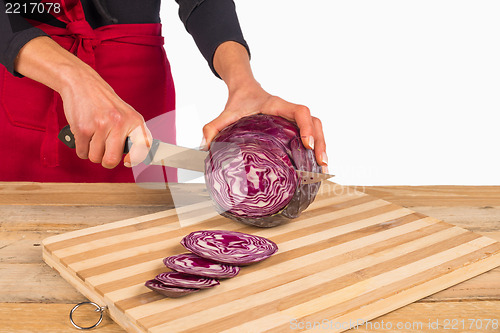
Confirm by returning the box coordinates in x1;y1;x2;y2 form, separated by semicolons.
312;117;328;167
125;123;153;167
202;111;239;149
293;106;316;150
267;100;315;150
123;153;131;167
73;126;92;160
88;129;108;164
102;129;128;169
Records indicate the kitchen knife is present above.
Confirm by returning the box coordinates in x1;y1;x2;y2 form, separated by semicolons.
58;125;334;184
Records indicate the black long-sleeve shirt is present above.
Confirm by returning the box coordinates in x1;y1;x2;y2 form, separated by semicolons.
0;0;249;77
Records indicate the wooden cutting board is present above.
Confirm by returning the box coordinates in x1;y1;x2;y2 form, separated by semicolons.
42;182;500;333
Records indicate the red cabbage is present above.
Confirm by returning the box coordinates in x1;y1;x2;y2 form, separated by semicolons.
145;279;199;298
204;114;321;227
155;271;219;289
181;230;278;265
164;253;240;279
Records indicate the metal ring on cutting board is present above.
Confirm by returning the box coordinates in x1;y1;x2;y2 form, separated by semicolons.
69;301;107;330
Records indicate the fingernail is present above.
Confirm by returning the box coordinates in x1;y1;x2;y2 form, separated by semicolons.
308;136;314;150
200;137;207;150
321;151;328;165
124;162;131;168
322;165;329;174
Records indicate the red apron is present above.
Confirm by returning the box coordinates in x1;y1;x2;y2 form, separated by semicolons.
0;0;176;183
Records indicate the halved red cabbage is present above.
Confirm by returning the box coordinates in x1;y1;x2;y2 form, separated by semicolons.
205;114;321;227
181;230;278;265
164;253;240;279
155;271;219;289
145;279;199;298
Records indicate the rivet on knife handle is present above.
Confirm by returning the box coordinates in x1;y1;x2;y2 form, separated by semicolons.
57;125;159;165
58;125;77;149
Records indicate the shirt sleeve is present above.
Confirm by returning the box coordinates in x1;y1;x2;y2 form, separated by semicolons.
176;0;250;78
0;0;49;76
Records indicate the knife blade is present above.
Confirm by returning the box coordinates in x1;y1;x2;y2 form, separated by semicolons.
58;125;334;184
147;140;334;184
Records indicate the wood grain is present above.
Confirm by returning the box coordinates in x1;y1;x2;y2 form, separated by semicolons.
1;301;497;333
361;185;500;206
0;182;209;206
0;303;124;333
1;183;499;333
41;182;500;333
351;300;500;333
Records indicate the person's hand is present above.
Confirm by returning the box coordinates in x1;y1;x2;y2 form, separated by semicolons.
205;41;328;172
59;68;152;169
202;80;328;172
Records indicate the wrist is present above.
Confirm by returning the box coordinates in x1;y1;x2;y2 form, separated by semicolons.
56;62;105;97
213;41;255;91
226;75;260;94
55;63;87;95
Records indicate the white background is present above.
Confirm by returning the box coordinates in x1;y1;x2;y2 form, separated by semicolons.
160;0;500;185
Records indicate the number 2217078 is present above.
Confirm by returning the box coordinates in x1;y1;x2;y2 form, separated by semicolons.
442;318;498;330
5;2;61;14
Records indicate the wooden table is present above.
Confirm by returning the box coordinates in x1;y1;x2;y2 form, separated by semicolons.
0;183;498;333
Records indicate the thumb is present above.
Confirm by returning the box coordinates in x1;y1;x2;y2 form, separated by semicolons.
123;123;153;167
202;111;239;149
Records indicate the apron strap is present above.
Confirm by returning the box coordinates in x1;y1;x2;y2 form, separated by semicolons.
40;92;60;167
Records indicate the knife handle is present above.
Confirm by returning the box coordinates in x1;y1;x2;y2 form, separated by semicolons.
58;125;132;153
58;125;159;165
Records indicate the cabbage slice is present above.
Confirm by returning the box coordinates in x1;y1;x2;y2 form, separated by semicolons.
181;230;278;265
145;279;199;298
163;253;240;279
155;271;219;289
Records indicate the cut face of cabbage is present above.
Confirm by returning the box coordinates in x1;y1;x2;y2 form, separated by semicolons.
163;253;240;279
155;271;219;289
145;279;199;298
181;230;278;265
205;114;321;227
